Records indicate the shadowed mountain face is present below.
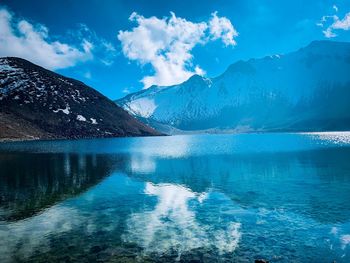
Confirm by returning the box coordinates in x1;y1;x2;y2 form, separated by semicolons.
0;57;161;141
117;41;350;133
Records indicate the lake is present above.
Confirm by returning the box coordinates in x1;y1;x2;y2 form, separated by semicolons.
1;133;350;262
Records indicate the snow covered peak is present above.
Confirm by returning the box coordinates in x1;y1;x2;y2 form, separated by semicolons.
117;41;350;133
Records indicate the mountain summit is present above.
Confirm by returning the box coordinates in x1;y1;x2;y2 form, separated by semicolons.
0;57;160;140
117;40;350;133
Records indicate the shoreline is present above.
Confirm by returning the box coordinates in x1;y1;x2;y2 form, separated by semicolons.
1;130;350;144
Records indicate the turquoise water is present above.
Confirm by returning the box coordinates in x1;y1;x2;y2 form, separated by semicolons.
1;133;350;262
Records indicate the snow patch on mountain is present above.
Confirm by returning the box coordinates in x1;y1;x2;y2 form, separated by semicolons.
0;63;16;72
76;115;86;122
90;118;98;124
126;98;157;118
53;105;70;114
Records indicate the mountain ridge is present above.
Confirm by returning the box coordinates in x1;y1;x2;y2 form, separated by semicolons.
116;40;350;134
0;57;161;141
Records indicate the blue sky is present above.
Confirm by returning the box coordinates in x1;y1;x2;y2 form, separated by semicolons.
1;0;350;100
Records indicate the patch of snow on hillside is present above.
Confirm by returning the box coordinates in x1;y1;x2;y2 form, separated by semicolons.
53;105;70;114
77;115;86;121
0;60;29;96
0;59;17;72
58;78;73;86
0;64;16;71
127;98;157;118
90;118;98;124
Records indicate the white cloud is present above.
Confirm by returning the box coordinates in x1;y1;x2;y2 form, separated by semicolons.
0;7;117;70
323;26;337;38
318;7;350;38
323;13;350;38
332;13;350;30
209;11;238;46
73;23;118;66
118;12;238;88
333;5;338;12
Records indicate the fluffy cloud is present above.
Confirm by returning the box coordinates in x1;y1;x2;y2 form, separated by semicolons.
333;5;338;12
72;23;118;66
118;12;238;88
209;11;238;46
0;7;116;70
318;7;350;38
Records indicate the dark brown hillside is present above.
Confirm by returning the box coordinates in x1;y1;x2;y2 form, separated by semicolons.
0;57;161;141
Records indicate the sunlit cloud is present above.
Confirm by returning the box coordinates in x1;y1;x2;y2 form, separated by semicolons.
209;11;238;46
317;7;350;38
333;5;338;13
0;7;117;70
118;12;238;88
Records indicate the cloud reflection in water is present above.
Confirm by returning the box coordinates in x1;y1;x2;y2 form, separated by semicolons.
0;206;82;262
122;182;241;258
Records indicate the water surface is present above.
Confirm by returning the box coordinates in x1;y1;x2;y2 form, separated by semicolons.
1;133;350;262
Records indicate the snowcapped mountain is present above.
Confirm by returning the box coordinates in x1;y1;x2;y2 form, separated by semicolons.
116;40;350;133
0;57;160;141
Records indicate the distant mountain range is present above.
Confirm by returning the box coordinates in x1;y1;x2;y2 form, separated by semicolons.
0;57;160;141
117;40;350;134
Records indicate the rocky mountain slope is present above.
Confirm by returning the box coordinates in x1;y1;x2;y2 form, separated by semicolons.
0;57;160;141
117;40;350;133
